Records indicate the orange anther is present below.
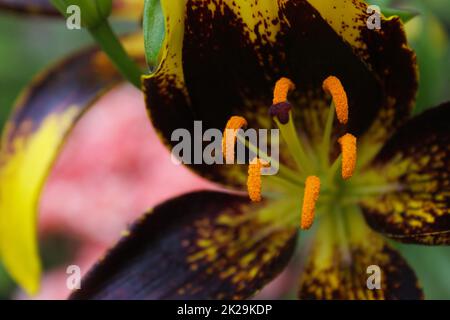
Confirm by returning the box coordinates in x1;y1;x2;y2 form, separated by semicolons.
247;158;269;202
222;116;248;164
323;76;348;124
301;176;321;230
338;133;357;180
273;77;295;105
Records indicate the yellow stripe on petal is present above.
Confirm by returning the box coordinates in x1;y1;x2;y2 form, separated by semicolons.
0;107;78;295
143;0;281;89
142;0;187;90
0;34;145;295
306;0;372;50
224;0;280;43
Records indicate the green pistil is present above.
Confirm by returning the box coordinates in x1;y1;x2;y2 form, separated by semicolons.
333;205;352;262
327;154;342;186
235;132;304;186
265;175;303;195
320;101;336;170
274;113;315;175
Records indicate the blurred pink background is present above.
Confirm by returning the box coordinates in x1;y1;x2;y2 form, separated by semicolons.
26;84;212;299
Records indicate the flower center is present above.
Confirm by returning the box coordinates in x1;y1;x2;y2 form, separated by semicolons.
222;76;357;230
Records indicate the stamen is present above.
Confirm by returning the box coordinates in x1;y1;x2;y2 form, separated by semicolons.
273;77;295;105
222;116;247;164
301;176;321;230
323;76;348;124
247;157;269;202
338;133;357;180
269;78;314;174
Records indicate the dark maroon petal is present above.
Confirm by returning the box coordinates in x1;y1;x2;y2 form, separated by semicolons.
70;191;297;300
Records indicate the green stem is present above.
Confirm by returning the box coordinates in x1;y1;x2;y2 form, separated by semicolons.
89;21;142;88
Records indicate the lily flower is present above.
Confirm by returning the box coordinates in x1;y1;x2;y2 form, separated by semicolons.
0;0;448;299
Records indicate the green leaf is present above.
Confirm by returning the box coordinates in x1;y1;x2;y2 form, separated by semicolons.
397;245;450;299
382;7;419;23
368;1;418;23
143;0;165;71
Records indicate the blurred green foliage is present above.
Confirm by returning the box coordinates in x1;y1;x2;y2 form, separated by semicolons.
0;14;92;129
0;1;449;299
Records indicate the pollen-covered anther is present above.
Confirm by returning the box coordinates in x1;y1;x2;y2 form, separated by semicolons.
222;116;248;164
247;157;270;202
301;176;321;230
273;77;295;105
323;76;348;124
338;133;357;180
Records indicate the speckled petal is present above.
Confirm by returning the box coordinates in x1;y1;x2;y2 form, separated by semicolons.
70;191;297;300
361;103;450;245
298;210;423;300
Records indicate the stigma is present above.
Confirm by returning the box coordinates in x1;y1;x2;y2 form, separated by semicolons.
270;78;295;124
